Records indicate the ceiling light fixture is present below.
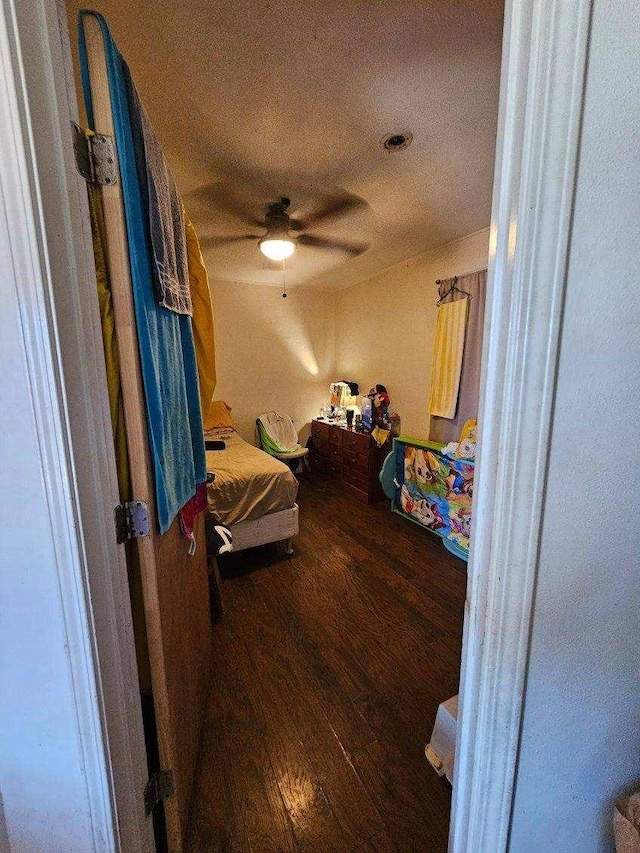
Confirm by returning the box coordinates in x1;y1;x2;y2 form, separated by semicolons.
259;234;296;261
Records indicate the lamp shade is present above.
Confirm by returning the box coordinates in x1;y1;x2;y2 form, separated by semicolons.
259;236;296;261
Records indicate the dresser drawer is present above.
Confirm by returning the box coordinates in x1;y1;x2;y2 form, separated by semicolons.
345;469;369;492
343;449;370;474
353;453;370;475
329;460;342;478
310;451;329;474
312;420;330;440
329;428;343;447
313;437;330;457
329;445;343;463
343;448;356;466
342;431;371;453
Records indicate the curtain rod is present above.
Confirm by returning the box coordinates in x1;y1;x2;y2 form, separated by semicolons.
435;265;488;285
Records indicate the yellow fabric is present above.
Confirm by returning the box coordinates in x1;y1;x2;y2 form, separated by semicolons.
371;426;391;448
204;400;235;431
184;209;216;415
88;184;151;696
428;297;469;419
88;185;131;502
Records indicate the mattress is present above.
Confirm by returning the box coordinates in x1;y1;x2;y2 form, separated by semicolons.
229;504;299;553
205;428;298;526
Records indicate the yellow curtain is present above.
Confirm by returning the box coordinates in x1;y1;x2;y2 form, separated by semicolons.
428;297;469;419
184;209;216;415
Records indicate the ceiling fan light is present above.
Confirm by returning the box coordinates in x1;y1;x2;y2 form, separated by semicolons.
259;236;296;261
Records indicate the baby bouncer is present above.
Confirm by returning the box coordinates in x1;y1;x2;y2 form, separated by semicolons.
256;411;310;477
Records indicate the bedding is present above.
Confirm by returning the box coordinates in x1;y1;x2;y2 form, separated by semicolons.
205;428;298;526
204;400;234;430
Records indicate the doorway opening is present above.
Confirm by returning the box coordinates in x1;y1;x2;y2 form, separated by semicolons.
60;2;504;850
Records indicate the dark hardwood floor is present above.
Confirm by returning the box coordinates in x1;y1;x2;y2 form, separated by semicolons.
187;476;467;852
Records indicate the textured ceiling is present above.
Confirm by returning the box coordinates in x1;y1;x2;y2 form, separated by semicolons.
67;0;504;290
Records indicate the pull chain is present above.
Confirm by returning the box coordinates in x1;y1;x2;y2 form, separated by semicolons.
282;260;287;298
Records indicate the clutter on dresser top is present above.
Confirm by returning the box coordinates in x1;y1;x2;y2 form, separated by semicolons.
317;381;401;438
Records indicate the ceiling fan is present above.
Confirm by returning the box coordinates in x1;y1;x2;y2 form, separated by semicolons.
200;195;370;261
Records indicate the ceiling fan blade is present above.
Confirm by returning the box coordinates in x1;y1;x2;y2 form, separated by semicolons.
199;234;260;250
293;195;368;231
296;234;369;256
190;184;265;229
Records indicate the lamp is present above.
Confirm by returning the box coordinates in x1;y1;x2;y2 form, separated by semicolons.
259;233;296;261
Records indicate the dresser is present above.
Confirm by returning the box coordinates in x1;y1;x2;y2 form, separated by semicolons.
310;419;388;504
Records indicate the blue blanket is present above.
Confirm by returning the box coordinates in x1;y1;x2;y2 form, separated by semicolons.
79;10;206;534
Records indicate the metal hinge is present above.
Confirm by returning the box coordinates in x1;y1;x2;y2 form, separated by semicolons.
144;769;174;817
72;122;118;186
114;500;150;544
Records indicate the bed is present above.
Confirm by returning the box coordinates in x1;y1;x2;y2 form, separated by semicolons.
204;419;299;555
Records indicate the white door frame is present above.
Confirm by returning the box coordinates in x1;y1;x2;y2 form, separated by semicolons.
0;1;152;850
450;0;592;849
0;0;592;849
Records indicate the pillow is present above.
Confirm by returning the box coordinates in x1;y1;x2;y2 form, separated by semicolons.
204;400;234;431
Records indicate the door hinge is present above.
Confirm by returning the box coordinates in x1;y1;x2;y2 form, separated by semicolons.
144;769;174;816
72;122;118;186
114;500;150;544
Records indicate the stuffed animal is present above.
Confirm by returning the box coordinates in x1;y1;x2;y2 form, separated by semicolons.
367;384;391;427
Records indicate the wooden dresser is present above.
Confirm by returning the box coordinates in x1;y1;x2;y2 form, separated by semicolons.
310;419;389;504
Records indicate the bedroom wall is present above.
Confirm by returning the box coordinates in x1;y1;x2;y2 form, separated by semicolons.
210;230;490;444
209;279;335;443
333;228;489;440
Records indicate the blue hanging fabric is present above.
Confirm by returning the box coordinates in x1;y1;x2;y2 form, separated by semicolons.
78;10;206;534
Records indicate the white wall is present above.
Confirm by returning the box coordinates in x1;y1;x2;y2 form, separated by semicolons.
0;314;102;853
334;229;489;439
210;280;335;443
509;1;640;849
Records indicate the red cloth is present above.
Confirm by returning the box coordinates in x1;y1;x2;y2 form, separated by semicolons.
178;482;207;554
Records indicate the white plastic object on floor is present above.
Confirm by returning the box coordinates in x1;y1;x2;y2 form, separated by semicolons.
425;694;458;783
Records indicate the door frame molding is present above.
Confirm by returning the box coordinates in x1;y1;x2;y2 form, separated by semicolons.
0;0;592;849
0;1;153;849
450;0;592;850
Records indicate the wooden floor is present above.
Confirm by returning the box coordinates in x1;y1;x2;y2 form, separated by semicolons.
187;476;467;852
